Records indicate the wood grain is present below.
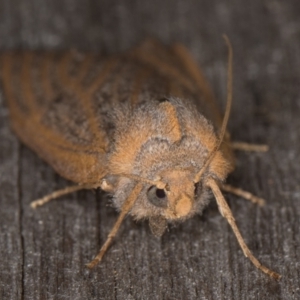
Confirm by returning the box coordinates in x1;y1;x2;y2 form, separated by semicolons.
0;0;299;299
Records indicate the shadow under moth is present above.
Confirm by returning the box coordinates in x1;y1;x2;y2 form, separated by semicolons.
0;36;280;279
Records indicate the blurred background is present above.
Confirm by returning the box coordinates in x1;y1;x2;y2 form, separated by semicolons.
0;0;299;299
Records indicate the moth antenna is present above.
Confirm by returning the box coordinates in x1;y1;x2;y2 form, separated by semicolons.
194;35;233;183
207;178;281;280
86;183;143;268
30;183;100;208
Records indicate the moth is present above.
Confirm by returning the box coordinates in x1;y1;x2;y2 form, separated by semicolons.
0;37;280;279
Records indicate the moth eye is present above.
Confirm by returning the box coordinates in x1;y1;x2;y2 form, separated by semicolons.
194;182;202;197
158;97;169;103
147;186;168;208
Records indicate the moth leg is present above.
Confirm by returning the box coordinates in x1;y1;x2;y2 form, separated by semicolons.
86;183;143;269
30;183;99;209
207;178;281;280
221;184;265;206
231;141;269;152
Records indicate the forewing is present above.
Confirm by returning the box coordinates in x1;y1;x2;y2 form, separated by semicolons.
0;51;114;184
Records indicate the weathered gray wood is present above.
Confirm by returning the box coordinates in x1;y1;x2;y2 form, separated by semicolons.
0;0;299;299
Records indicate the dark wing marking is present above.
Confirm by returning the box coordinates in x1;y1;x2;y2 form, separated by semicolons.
129;68;151;109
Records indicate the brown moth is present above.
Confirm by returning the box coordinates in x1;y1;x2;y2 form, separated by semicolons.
0;37;280;279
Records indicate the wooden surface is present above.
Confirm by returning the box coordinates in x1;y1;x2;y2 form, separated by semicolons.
0;0;299;299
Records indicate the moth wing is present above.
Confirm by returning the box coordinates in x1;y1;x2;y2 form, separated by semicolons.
128;38;223;126
0;51;111;184
170;42;225;127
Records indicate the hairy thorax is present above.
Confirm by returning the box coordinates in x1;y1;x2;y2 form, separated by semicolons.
104;98;233;226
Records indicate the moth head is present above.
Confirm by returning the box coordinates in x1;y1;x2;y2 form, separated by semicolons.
102;97;232;236
146;168;201;236
146;169;200;219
